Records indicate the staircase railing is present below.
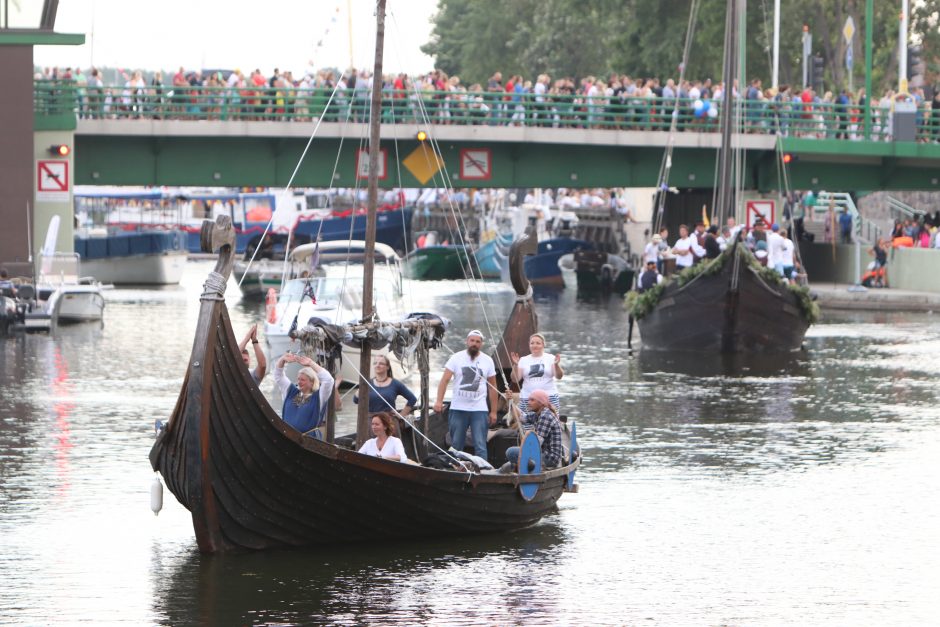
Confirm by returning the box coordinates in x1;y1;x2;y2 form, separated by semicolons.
814;191;877;291
886;196;926;223
813;192;882;244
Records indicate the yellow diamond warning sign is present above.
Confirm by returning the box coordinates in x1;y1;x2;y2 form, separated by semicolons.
402;144;444;185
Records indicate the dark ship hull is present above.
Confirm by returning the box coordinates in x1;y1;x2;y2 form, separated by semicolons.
637;246;811;352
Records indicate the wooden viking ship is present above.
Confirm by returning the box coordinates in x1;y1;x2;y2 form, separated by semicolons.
149;217;579;553
635;241;812;352
635;0;814;353
150;1;578;554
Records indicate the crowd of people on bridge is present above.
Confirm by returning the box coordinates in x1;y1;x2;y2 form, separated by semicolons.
35;65;940;142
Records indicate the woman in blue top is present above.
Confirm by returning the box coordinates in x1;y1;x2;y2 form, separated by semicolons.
273;352;334;439
354;355;417;416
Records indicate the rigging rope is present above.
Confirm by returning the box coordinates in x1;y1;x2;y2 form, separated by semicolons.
387;8;506;348
238;77;344;288
344;359;475;479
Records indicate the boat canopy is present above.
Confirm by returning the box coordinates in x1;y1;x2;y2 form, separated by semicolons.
73;186;163;200
290;240;399;264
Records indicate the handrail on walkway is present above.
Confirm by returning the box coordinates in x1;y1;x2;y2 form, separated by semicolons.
33;80;940;143
886;196;926;222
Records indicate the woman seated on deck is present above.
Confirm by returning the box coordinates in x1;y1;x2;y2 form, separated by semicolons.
353;355;417;417
358;412;407;461
273;353;334;439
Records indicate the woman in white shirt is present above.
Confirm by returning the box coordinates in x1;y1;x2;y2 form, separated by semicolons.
357;413;406;461
510;333;563;412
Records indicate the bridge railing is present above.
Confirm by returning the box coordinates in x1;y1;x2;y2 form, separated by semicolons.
35;80;940;143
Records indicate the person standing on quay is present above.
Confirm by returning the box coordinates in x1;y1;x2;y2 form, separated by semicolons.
510;333;563;412
434;330;497;460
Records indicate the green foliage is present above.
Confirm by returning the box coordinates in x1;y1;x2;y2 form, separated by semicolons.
675;251;727;286
625;281;665;319
789;283;821;324
626;252;727;318
424;0;940;94
741;248;820;324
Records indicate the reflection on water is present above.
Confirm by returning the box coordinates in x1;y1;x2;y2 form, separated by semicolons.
1;265;939;625
157;524;568;626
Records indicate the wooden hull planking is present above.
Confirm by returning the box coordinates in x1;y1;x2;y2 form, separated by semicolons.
637;254;810;353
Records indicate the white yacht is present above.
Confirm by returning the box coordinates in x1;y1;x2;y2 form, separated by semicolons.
263;240;405;383
37;252;105;323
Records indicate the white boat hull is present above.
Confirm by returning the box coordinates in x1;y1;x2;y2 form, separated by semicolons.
47;286;105;323
80;251;187;285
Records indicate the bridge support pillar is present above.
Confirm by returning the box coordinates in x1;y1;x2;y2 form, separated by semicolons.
0;46;35;276
33;130;76;257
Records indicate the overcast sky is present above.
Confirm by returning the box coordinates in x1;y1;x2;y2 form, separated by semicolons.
33;0;439;75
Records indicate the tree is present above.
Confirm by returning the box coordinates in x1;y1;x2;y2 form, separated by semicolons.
423;0;940;94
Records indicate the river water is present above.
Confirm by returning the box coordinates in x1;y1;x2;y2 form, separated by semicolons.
1;260;938;626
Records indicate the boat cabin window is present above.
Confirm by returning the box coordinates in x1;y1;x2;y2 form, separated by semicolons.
305;193;330;210
40;253;81;284
282;276;396;309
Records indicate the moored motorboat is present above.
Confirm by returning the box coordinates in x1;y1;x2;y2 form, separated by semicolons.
572;250;634;296
524;237;593;287
263;240;405;383
402;242;478;280
75;230;187;285
474;232;513;280
36;252;105;324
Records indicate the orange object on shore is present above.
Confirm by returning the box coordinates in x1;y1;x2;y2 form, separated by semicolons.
892;236;914;248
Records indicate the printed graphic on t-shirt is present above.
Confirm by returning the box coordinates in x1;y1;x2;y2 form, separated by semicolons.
459;366;484;392
528;363;545;379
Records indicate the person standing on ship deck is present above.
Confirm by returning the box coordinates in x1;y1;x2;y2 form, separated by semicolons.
636;260;663;293
510;332;563;412
434;330;497;461
353;354;417;416
672;224;705;270
273;353;334;439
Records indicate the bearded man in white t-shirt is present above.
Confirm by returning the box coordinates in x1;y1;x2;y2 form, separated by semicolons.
434;330;498;460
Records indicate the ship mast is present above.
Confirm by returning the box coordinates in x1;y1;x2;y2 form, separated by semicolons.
357;0;387;448
715;0;737;223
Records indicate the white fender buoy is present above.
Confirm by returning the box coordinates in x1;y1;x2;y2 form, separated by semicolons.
150;474;163;515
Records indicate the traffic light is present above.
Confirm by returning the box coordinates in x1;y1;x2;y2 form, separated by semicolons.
811;55;825;92
48;144;70;157
907;45;924;81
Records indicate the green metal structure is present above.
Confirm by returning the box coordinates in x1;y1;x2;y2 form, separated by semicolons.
35;82;940;191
